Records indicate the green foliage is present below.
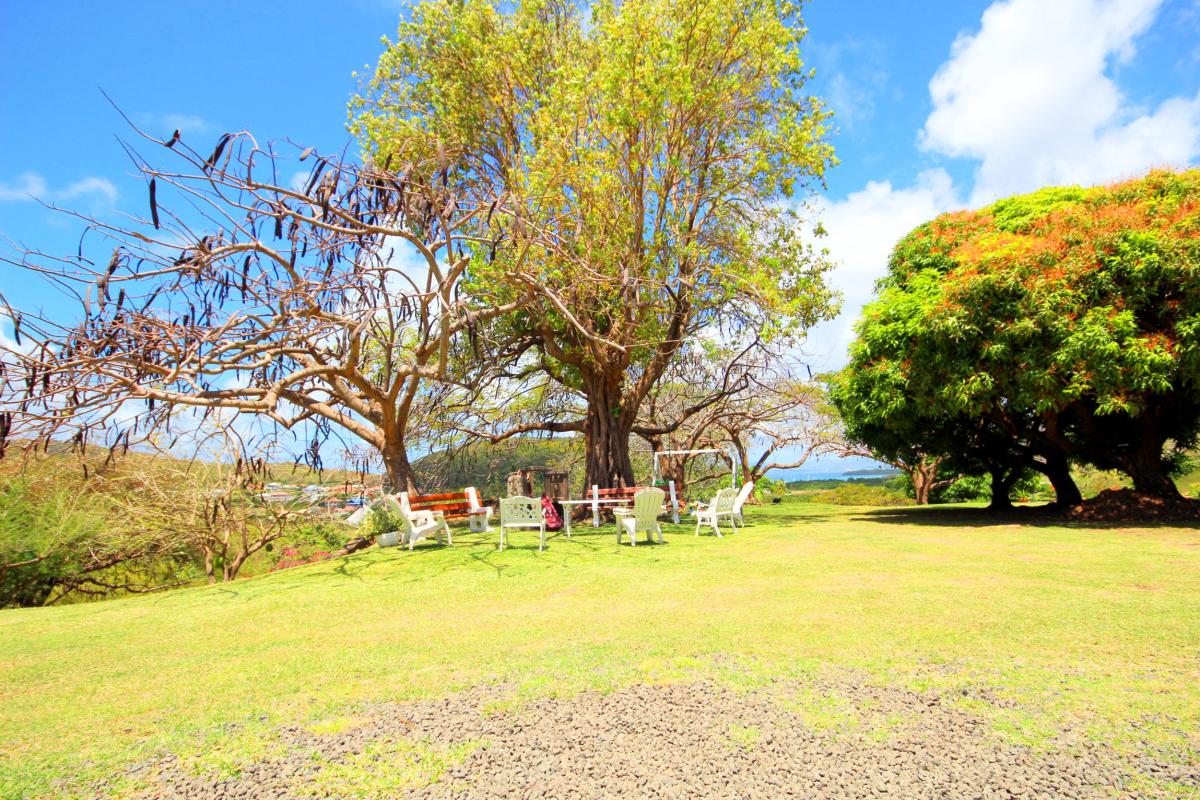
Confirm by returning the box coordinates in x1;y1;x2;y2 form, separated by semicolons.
287;522;350;551
0;479;106;608
892;470;1047;504
833;169;1200;498
786;477;896;490
361;506;405;539
351;0;839;487
754;477;788;500
415;437;583;498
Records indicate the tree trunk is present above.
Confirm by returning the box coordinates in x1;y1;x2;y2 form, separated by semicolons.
908;460;937;505
1059;401;1182;500
1036;450;1082;509
1121;443;1182;498
381;440;419;494
224;552;246;582
203;547;217;584
581;372;636;489
659;453;686;496
987;467;1016;512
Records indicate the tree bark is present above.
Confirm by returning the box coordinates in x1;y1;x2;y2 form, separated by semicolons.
908;460;938;505
987;467;1016;512
1035;450;1082;509
1120;441;1182;498
381;440;419;495
658;452;687;496
581;371;636;489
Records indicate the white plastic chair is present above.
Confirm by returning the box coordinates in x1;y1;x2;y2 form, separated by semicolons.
398;491;444;523
466;486;493;532
401;509;451;550
693;486;738;538
731;482;755;526
613;487;665;546
498;496;546;551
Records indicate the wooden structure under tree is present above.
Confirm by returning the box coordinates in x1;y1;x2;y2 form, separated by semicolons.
506;466;571;500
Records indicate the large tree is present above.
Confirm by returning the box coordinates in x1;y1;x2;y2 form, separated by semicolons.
636;345;836;494
351;0;838;489
0;126;532;492
833;169;1200;503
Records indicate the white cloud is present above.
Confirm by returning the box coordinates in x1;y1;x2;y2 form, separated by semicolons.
921;0;1199;203
288;170;309;192
0;173;48;202
811;38;889;133
803;169;960;366
160;113;209;135
134;112;210;139
0;310;35;357
808;0;1200;369
0;171;118;207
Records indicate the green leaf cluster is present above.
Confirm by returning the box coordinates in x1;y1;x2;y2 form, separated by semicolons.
350;0;839;381
834;169;1200;498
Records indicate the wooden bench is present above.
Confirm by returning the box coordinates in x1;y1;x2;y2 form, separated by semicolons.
593;486;649;503
399;487;492;532
586;485;650;526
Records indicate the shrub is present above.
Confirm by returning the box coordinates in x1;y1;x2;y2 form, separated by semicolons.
361;506;405;540
0;474;191;607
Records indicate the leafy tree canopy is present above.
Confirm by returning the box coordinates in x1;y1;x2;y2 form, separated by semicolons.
834;169;1200;500
350;0;838;487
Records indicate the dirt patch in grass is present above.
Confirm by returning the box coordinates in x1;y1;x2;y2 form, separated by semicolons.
1063;489;1200;523
120;679;1198;800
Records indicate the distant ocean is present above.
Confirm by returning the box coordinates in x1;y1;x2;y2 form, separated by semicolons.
781;468;900;483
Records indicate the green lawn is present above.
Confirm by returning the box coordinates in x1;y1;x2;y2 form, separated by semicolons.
2;502;1199;798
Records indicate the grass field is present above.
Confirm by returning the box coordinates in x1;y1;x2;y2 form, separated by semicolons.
2;501;1199;798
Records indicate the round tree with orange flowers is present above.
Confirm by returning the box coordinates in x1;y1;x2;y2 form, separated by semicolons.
834;169;1200;506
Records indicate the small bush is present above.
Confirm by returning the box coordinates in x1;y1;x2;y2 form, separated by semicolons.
361;506;405;539
288;522;349;550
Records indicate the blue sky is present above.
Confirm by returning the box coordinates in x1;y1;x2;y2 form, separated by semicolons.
2;0;1199;475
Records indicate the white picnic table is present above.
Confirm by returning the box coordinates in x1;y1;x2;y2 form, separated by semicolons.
558;481;682;534
559;498;635;535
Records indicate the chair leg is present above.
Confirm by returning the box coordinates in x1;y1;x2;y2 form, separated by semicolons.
713;521;722;538
655;523;663;543
539;525;546;552
499;527;505;552
694;517;702;536
444;520;453;545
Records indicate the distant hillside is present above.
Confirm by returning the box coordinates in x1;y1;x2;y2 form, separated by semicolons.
414;437;585;498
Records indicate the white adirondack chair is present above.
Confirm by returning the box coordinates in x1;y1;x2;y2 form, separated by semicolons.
498;496;546;551
466;486;493;532
400;509;451;550
693;486;738;537
613;487;665;546
731;482;755;526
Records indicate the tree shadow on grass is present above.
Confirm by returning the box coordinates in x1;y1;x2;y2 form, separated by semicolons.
852;504;1200;531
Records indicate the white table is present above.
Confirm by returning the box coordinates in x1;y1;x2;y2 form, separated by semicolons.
559;498;637;535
